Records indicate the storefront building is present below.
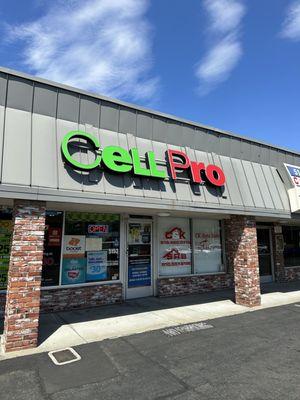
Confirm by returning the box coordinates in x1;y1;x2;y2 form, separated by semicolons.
0;67;300;352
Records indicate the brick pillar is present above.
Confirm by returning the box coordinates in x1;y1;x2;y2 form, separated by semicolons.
225;215;261;307
272;224;285;282
2;200;46;352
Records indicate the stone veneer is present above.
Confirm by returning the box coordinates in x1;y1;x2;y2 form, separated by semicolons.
224;215;261;307
158;274;233;297
2;200;46;352
40;283;122;313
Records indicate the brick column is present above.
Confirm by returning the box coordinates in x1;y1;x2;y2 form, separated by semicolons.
225;215;261;307
2;200;46;352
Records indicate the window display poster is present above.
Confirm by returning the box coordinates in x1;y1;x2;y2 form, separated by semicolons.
63;235;85;258
128;223;151;245
193;219;222;274
128;258;151;287
86;237;102;251
0;220;12;289
62;258;86;285
48;227;62;246
158;217;191;276
86;251;107;281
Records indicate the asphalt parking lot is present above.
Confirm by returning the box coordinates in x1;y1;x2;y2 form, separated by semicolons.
0;302;299;400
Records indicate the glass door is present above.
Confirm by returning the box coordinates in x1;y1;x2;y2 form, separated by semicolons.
126;221;153;299
257;227;274;283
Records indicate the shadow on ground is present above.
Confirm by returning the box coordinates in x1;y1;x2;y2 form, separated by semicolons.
1;281;300;346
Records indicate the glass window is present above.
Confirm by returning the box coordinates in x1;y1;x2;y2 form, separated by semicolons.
158;217;191;276
62;212;120;285
42;211;64;286
0;208;13;290
283;226;300;267
193;219;223;274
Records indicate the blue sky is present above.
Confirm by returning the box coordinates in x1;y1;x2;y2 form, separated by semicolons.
0;0;300;152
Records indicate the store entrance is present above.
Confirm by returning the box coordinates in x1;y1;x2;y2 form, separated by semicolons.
257;227;274;283
126;220;153;299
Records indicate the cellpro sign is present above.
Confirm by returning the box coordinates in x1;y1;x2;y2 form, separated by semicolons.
61;131;226;187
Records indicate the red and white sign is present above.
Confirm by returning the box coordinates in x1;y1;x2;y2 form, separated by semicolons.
48;227;62;247
88;224;109;235
159;218;192;275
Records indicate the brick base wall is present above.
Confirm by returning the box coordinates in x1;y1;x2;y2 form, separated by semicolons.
157;274;233;297
40;283;123;313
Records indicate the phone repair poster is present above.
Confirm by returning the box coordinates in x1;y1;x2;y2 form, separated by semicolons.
86;251;107;281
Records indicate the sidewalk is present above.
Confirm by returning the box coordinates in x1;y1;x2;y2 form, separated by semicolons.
1;281;300;360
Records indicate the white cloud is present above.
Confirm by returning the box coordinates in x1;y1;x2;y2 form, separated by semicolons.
7;0;159;103
195;0;245;95
204;0;245;34
281;1;300;41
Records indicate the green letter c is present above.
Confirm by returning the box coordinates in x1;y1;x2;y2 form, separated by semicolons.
61;130;101;170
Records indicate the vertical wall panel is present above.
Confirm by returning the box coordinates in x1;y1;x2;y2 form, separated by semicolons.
137;111;153;140
166;121;182;146
57;119;82;191
99;129;125;196
252;163;274;209
2;108;31;185
231;158;254;207
271;167;290;211
194;150;219;205
219;135;231;157
181;125;195;148
32;114;57;188
119;107;136;135
219;156;243;206
240;140;251;161
78;124;105;195
261;165;284;210
152;140;176;200
79;96;100;128
185;147;206;204
57;90;79;123
194;129;208;152
207;132;220;154
136;137;161;199
153;116;167;143
122;133;144;198
7;76;33;113
0;106;5;179
211;154;232;206
229;138;241;159
0;73;7;106
100;101;119;132
241;160;265;208
33;83;57;118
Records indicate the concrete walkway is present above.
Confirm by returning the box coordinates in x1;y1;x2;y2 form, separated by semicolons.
1;281;300;360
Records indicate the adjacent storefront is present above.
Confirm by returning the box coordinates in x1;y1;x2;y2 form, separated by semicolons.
1;67;300;352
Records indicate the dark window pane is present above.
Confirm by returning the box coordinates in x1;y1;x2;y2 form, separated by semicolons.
42;211;63;286
283;226;300;267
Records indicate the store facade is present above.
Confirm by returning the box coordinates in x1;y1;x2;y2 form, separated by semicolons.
0;67;300;352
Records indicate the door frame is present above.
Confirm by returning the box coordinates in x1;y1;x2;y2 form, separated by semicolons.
257;225;275;283
125;218;154;300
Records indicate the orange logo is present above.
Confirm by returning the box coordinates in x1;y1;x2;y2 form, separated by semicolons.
69;238;80;246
